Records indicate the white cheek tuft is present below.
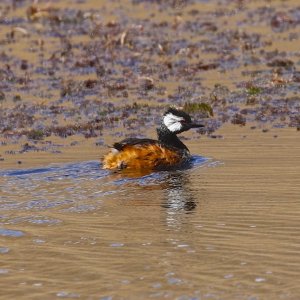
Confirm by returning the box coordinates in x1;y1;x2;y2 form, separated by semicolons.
163;113;183;132
167;122;182;132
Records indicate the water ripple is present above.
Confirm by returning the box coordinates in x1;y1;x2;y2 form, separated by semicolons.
0;157;211;222
0;161;105;180
0;228;24;237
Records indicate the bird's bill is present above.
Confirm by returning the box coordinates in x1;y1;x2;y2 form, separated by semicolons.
190;123;205;128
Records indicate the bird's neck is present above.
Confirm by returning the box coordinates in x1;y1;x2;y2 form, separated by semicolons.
157;124;189;152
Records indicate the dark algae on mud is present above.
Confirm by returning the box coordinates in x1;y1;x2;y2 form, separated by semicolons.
0;0;299;151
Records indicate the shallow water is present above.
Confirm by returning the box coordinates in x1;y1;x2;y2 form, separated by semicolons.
1;126;300;300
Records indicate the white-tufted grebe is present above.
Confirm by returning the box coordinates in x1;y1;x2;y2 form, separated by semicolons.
102;107;204;171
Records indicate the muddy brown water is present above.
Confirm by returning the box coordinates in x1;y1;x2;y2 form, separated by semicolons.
1;125;300;300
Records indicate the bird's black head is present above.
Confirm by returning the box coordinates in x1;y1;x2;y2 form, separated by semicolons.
163;107;204;134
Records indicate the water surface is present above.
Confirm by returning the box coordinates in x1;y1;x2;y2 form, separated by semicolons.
1;126;300;300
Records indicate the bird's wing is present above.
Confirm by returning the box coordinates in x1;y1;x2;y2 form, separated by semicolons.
113;138;158;151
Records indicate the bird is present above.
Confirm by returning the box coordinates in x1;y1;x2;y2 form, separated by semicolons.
102;107;204;171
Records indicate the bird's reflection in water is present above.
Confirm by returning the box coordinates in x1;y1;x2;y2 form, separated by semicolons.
161;172;196;212
109;165;204;229
160;171;199;229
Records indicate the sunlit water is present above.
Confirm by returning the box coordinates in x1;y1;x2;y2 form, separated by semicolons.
0;155;210;217
1;130;300;300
